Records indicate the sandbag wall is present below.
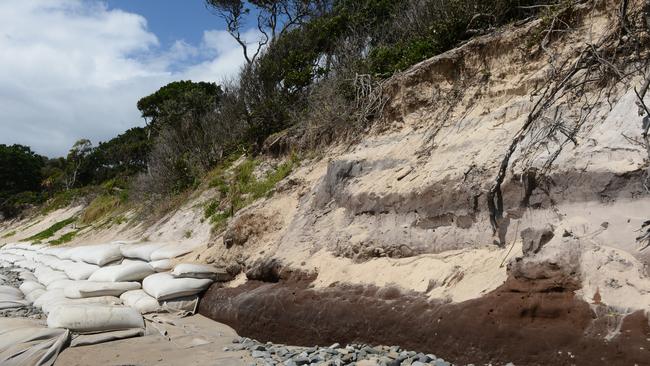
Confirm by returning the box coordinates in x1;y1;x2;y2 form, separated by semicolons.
0;241;221;334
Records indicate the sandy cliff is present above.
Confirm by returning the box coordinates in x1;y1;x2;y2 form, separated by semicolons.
2;1;650;365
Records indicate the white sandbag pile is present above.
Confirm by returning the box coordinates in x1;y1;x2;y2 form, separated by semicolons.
120;290;161;314
47;305;144;332
150;259;174;272
120;242;166;261
0;285;28;310
64;281;141;299
42;296;122;316
172;263;232;281
62;261;99;280
0;240;221;340
70;243;122;266
88;261;154;282
149;243;201;261
33;289;66;309
142;272;212;301
26;289;46;304
19;281;45;296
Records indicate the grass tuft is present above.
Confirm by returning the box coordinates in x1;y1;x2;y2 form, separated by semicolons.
24;217;77;242
48;229;81;245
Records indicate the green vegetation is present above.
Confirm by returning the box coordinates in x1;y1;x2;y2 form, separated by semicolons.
80;195;122;224
24;217;77;243
1;231;16;238
204;154;299;231
48;229;81;245
1;0;560;223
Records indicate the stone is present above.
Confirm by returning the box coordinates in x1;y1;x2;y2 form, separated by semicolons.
292;356;310;366
520;225;554;256
433;359;450;366
252;350;271;358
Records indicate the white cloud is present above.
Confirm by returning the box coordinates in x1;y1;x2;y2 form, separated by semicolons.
0;0;250;157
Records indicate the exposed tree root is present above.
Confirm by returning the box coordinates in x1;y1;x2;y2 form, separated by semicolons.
487;0;650;239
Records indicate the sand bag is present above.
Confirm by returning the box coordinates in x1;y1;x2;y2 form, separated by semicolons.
120;243;167;261
0;300;28;310
120;290;161;314
142;273;212;301
0;317;70;366
0;288;27;309
0;285;23;298
42;295;122;316
46;259;73;272
43;247;73;260
70;244;123;266
150;244;199;261
35;269;69;287
0;254;24;264
19;281;45;296
150;259;174;272
62;261;99;280
47;305;144;332
33;289;66;309
18;271;38;282
25;289;46;304
172;263;232;281
15;260;37;271
46;279;76;290
64;281;141;299
88;262;154;282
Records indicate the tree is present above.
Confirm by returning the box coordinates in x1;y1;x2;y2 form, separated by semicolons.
0;144;45;218
205;0;322;64
137;81;222;133
88;127;150;183
0;144;44;195
65;139;93;190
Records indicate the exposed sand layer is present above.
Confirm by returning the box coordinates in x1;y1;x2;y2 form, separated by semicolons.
1;2;650;365
55;315;247;366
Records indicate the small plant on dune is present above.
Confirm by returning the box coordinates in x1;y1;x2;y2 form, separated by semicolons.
204;154;299;232
48;229;81;245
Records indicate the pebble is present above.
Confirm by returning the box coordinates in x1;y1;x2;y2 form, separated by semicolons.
0;267;44;319
223;336;512;366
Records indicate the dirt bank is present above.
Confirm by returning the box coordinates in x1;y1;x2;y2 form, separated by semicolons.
199;274;650;366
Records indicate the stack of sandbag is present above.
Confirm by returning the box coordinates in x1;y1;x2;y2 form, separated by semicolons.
0;285;28;309
1;241;225;335
19;280;46;304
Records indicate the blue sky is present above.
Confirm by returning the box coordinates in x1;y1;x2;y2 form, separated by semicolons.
0;0;260;157
106;1;219;48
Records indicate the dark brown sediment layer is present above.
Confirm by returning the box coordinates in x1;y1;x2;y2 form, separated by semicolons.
199;274;650;366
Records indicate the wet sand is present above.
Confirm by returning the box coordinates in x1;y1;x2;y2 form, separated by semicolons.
55;315;249;366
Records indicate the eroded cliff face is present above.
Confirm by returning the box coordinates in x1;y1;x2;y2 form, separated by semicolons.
194;2;650;310
2;1;650;364
195;3;650;363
